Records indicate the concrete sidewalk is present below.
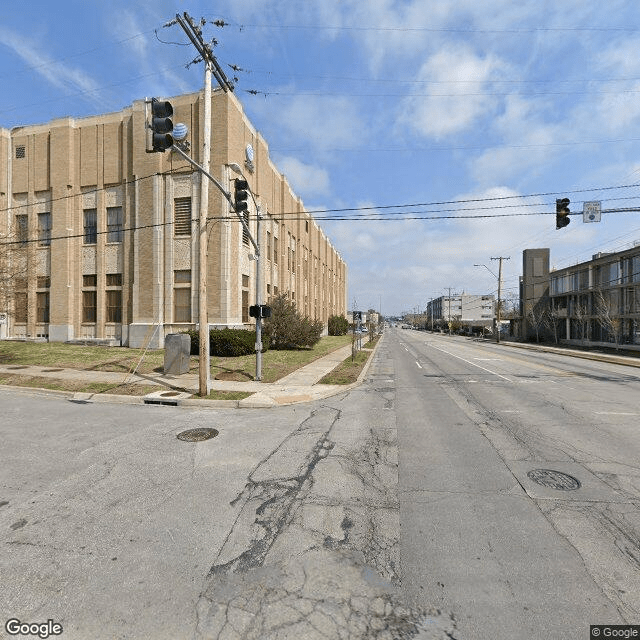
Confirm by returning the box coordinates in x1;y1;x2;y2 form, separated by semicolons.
0;343;371;408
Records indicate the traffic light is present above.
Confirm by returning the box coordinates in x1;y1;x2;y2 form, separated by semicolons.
249;305;271;319
556;198;570;229
234;179;249;212
149;98;174;152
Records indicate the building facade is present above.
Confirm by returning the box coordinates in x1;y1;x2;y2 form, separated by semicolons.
549;247;640;348
519;248;551;341
426;294;495;328
0;89;347;347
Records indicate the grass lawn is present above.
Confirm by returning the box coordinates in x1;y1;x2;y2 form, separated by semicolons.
318;335;380;385
0;341;172;375
211;334;352;382
0;334;355;394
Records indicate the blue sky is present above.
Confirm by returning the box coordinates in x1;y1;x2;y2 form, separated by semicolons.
3;1;640;315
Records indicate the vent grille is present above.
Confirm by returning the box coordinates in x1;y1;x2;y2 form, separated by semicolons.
174;197;192;236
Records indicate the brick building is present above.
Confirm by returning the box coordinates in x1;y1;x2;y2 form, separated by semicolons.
0;89;347;347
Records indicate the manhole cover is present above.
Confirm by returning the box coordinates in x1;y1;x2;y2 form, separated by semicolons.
176;428;219;442
527;469;581;490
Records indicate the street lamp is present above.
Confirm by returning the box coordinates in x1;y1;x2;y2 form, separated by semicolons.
228;163;264;382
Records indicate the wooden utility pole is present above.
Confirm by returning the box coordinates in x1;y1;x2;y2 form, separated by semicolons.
173;12;233;396
491;256;510;344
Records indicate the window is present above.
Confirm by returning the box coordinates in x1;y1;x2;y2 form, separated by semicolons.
106;273;122;287
106;290;122;323
84;209;97;244
274;236;278;264
107;207;123;243
174;197;192;236
242;274;250;323
38;213;51;247
174;271;191;322
16;215;28;246
267;232;272;261
242;290;249;323
82;291;97;323
83;274;97;287
174;289;191;322
37;276;50;289
15;292;27;323
36;292;49;323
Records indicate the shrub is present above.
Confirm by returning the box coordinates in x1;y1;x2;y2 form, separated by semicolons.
263;294;323;349
181;328;268;356
328;314;349;336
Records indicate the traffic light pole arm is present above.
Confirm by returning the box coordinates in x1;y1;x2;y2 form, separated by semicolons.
170;144;259;253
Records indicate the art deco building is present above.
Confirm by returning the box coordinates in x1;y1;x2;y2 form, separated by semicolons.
0;89;347;347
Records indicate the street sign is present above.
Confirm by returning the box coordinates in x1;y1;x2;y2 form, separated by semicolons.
583;201;601;223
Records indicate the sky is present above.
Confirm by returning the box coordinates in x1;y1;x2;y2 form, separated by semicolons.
3;1;640;316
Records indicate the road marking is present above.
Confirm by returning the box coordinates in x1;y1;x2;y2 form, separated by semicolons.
428;344;513;382
416;362;422;369
595;411;639;416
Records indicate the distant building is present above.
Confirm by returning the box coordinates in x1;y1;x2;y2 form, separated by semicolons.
549;246;640;348
520;248;551;341
427;294;495;330
0;89;347;347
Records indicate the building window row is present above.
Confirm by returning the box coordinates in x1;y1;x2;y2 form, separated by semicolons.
83;207;123;244
82;273;122;323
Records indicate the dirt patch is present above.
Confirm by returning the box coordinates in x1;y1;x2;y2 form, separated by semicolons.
214;369;254;382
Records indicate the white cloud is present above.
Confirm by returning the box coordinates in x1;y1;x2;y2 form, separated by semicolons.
252;93;363;153
276;156;331;198
397;46;508;140
0;26;102;107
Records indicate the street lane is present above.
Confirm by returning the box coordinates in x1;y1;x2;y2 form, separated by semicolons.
389;328;640;639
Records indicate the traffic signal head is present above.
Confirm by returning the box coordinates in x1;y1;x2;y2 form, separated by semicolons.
556;198;570;229
234;179;249;212
249;304;271;319
150;98;174;152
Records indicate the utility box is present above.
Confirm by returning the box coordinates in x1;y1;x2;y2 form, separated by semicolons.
164;333;191;375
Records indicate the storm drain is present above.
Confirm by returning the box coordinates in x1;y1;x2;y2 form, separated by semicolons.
176;428;219;442
527;469;581;491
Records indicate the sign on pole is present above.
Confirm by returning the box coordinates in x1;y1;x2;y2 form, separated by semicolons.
583;201;601;223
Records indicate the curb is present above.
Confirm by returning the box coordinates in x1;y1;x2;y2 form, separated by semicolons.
500;340;640;369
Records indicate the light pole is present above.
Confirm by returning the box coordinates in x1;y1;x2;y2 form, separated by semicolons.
228;163;263;382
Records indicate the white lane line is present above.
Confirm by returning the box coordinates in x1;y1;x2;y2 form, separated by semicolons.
428;344;513;382
416;361;423;369
595;412;639;416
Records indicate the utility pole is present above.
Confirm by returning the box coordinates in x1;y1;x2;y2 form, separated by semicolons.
172;12;233;396
491;256;510;344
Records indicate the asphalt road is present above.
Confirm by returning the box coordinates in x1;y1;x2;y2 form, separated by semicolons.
387;327;640;639
0;364;454;639
2;331;639;639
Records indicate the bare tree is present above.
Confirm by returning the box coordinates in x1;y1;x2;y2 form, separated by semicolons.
593;288;622;350
0;230;31;328
572;297;590;342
